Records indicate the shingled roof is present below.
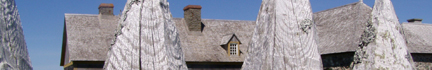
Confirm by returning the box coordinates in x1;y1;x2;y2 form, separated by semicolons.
313;2;372;54
61;2;403;64
60;14;119;66
220;34;242;45
173;18;255;62
402;23;432;53
60;14;255;65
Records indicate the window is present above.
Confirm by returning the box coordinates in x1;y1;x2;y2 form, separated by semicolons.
229;43;238;55
221;34;242;56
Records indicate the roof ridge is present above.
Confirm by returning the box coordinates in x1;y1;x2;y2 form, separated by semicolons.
173;17;255;22
65;13;99;16
357;2;372;10
402;23;432;26
314;2;364;14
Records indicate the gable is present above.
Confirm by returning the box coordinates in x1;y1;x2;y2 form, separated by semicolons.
220;34;242;45
314;2;372;54
173;18;255;62
61;14;119;65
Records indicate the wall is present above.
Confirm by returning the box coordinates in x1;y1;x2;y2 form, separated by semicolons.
64;61;104;70
187;62;242;70
321;52;354;70
411;53;432;70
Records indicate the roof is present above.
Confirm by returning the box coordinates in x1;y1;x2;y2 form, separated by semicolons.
61;14;119;65
60;14;254;64
60;2;396;64
172;18;255;62
313;2;372;54
402;23;432;53
220;34;242;45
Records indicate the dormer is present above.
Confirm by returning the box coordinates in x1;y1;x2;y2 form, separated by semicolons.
220;34;242;56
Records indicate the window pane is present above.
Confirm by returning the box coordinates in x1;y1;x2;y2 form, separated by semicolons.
229;43;238;55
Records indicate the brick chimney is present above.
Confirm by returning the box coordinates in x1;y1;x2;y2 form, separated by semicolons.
184;5;202;31
407;18;422;23
99;3;114;15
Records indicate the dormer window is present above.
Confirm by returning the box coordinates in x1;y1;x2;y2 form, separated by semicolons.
220;34;242;56
229;42;239;55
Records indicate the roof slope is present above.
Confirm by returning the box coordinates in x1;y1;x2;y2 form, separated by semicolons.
61;14;119;65
402;23;432;53
60;14;256;63
173;18;255;62
313;2;372;54
60;2;382;63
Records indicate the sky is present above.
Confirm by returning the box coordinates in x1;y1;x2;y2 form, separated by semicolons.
13;0;432;70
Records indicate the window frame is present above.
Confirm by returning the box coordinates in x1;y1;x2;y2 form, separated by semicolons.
227;41;240;56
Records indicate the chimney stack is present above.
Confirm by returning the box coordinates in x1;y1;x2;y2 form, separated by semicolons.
407;18;422;23
99;3;114;15
184;5;202;31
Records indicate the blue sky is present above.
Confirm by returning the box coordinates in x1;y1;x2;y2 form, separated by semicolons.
14;0;432;70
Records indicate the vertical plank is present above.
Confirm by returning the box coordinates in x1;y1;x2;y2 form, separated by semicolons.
104;0;187;70
242;0;322;70
352;0;415;70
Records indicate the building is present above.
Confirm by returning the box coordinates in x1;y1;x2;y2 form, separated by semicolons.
60;3;118;70
401;19;432;70
60;2;432;70
314;2;371;69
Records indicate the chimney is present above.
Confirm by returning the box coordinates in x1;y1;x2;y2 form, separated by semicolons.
184;5;202;31
407;18;422;23
98;3;114;15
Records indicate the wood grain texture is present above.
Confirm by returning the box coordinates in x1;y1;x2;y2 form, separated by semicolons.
241;0;322;70
352;0;415;70
104;0;187;70
0;0;32;69
314;2;372;54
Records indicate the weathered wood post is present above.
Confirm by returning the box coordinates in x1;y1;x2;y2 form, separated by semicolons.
103;0;188;70
0;0;33;70
351;0;415;69
241;0;322;69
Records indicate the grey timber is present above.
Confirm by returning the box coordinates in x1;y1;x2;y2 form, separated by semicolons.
241;0;322;69
103;0;188;70
59;0;432;70
0;0;32;69
352;0;415;69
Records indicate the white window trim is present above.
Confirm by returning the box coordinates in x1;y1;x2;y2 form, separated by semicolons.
228;42;239;56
